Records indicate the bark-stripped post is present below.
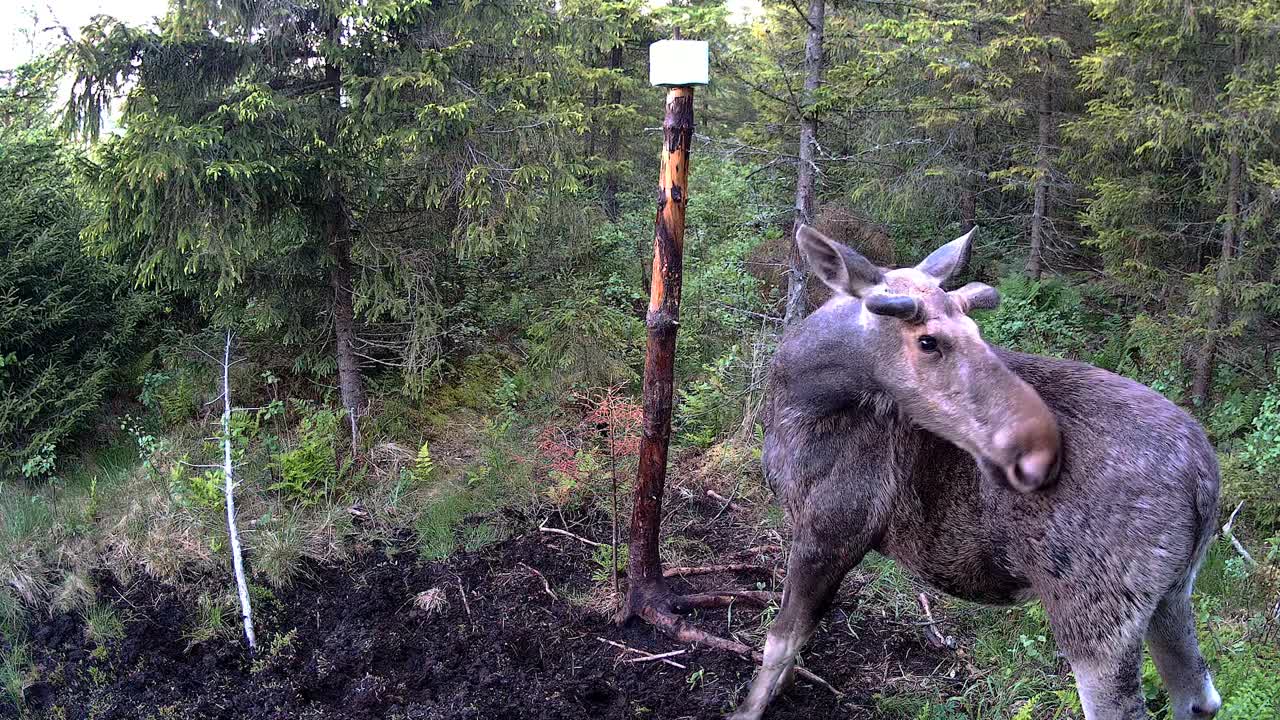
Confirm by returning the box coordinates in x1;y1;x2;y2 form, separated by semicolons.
621;37;707;623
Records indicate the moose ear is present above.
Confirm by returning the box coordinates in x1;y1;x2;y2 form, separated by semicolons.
916;226;977;283
950;282;1000;313
797;224;884;297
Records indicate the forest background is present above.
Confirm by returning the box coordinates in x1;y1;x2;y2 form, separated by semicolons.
2;0;1278;717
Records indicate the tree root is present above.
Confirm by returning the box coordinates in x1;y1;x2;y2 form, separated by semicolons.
672;590;781;611
663;563;781;580
637;604;843;697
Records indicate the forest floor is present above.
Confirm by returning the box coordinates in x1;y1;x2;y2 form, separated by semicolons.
8;490;957;720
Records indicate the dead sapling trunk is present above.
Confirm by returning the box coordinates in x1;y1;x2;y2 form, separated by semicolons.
220;330;256;652
783;0;827;328
614;82;832;690
1025;50;1053;280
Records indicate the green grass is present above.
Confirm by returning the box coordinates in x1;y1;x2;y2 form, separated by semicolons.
0;493;53;548
0;587;24;642
0;642;33;713
415;488;478;560
82;603;125;647
253;516;306;590
184;594;232;648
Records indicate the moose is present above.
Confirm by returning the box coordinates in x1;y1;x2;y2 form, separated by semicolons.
730;226;1222;720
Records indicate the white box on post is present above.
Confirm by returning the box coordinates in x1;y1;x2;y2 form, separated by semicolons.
648;39;709;87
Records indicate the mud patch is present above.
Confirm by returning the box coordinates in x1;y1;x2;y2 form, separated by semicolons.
13;522;947;720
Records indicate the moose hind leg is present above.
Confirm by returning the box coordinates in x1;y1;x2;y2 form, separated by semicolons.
1068;641;1148;720
728;543;863;720
1146;589;1221;719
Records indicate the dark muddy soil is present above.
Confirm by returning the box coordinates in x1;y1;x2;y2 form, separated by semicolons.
13;513;950;720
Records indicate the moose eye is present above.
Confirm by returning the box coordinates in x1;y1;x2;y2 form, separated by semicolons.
917;335;939;353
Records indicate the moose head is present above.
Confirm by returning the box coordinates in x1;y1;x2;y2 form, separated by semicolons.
797;224;1061;492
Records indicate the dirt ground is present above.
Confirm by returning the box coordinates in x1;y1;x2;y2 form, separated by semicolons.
11;502;953;720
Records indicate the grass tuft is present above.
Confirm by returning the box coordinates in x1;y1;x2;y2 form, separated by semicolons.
0;643;33;712
184;594;233;648
254;517;306;590
82;603;125;647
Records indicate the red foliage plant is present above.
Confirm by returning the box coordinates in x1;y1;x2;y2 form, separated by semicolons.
532;386;643;501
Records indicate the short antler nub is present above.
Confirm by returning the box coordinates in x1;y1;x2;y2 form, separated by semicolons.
864;293;925;323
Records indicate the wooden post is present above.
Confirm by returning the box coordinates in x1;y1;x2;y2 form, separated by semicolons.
620;84;695;621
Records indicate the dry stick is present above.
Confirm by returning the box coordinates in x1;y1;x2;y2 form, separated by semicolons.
706;489;748;514
624;649;689;665
518;562;557;601
639;606;842;697
538;522;603;547
608;392;621;608
916;593;950;650
1222;501;1258;567
596;637;688;670
221;330;256;652
455;577;472;620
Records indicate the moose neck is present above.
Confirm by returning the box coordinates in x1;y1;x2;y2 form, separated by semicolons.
774;296;897;418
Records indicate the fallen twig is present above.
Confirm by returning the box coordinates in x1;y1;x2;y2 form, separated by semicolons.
707;489;748;514
518;562;557;601
596;637;688;669
1222;501;1257;567
917;593;953;649
625;648;688;665
538;522;602;547
455;577;472;619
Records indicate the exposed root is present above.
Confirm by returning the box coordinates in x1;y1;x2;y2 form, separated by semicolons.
672;591;781;611
637;604;843;697
663;564;780;580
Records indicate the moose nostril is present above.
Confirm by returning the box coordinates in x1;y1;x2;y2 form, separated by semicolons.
1010;449;1057;492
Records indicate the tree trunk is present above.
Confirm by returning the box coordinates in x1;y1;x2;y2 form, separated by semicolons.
321;13;365;445
960;27;981;233
586;54;600;180
601;44;645;294
605;44;624;224
330;226;367;445
1025;59;1053;280
783;0;826;328
620;85;694;622
961;111;979;232
1191;147;1242;407
1191;37;1245;408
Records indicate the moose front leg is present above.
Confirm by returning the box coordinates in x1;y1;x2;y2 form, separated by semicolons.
1067;642;1148;720
729;539;867;720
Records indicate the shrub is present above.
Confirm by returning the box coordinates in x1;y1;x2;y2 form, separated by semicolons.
977;275;1092;359
1219;369;1280;530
